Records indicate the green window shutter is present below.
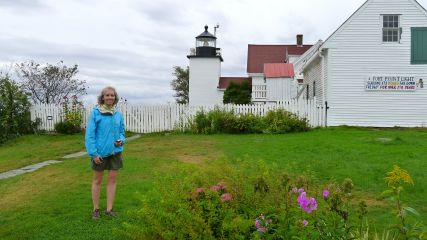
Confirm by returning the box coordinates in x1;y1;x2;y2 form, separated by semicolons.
411;27;427;64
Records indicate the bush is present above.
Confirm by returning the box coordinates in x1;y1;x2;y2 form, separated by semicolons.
118;160;426;239
54;95;84;134
0;75;40;144
224;113;265;134
264;108;310;133
189;108;238;134
54;121;81;134
185;107;309;134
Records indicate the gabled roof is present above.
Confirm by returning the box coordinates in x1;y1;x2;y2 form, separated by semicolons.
247;44;312;73
264;63;295;78
301;0;427;73
322;0;427;49
218;77;252;89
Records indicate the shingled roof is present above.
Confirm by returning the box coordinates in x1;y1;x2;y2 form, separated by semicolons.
218;77;252;89
247;44;312;73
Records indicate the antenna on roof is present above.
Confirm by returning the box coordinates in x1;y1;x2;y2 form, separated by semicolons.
214;23;220;36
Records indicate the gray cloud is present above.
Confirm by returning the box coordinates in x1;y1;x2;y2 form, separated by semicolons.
0;0;43;7
0;36;175;104
1;0;426;105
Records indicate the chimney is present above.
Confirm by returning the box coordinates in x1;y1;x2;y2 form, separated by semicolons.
296;34;303;46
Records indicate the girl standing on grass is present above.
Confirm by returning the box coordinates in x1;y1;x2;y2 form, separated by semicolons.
85;86;125;219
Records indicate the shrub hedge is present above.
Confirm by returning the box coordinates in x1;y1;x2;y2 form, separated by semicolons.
185;107;309;134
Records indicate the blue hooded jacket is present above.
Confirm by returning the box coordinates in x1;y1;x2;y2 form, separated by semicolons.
85;106;126;158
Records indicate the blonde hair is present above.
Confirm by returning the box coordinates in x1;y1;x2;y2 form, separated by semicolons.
97;86;119;105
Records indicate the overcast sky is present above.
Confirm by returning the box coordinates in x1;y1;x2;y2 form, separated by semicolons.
1;0;426;104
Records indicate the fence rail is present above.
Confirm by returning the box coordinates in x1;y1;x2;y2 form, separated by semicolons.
31;98;325;133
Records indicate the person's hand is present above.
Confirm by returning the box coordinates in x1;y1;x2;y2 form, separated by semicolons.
93;156;102;165
114;139;123;147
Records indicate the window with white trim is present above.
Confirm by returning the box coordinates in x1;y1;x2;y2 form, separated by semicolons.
382;15;401;42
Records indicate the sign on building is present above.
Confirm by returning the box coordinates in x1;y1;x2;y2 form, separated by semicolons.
365;75;417;91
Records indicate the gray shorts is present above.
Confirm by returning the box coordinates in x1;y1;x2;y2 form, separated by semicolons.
91;153;123;171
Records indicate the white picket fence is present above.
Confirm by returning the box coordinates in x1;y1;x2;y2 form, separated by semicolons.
30;98;326;133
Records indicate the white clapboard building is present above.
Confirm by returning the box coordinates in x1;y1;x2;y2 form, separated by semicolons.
187;28;313;105
299;0;427;127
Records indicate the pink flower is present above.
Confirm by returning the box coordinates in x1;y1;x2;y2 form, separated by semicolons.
196;187;204;194
292;187;298;193
298;188;305;193
254;213;272;234
255;219;261;228
255;218;266;233
220;193;232;202
216;182;226;190
303;219;308;226
210;182;226;192
323;189;329;198
297;192;317;213
210;185;221;192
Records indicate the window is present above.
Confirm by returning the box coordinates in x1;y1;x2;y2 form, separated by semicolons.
411;27;427;64
313;81;316;97
382;15;401;42
306;85;310;99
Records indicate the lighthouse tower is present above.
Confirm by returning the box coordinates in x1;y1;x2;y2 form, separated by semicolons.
187;25;223;105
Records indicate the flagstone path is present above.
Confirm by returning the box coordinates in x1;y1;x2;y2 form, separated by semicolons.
0;134;141;180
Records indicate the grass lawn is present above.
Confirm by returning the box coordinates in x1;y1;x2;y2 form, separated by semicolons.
0;134;85;172
0;132;137;173
0;127;426;239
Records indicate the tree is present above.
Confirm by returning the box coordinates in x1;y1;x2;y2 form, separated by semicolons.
0;74;38;144
223;80;252;104
171;66;189;104
16;60;86;104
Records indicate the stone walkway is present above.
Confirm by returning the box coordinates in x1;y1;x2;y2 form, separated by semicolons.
0;134;141;180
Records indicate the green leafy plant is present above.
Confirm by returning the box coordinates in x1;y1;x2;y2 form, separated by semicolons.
381;165;426;239
121;159;412;239
0;75;40;144
54;95;84;134
223;80;251;104
264;108;310;133
185;108;308;134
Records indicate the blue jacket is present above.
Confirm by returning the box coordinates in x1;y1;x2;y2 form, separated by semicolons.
85;106;126;158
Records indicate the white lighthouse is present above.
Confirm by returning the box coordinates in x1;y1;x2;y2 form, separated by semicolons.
187;25;223;105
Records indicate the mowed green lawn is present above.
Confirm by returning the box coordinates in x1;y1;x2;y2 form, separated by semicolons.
0;127;426;239
0;134;85;172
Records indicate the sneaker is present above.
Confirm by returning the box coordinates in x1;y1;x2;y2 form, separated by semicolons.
92;209;101;219
105;209;117;217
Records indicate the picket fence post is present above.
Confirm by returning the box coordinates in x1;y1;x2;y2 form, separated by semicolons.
30;100;326;133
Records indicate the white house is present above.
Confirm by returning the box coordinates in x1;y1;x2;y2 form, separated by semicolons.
300;0;427;127
247;37;313;102
187;27;313;105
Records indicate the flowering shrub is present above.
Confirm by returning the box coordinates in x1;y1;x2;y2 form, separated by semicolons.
54;95;84;134
119;160;426;239
254;214;272;234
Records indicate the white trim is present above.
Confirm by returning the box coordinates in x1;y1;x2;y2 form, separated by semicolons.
248;72;264;77
323;0;427;49
294;40;323;74
411;0;427;17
